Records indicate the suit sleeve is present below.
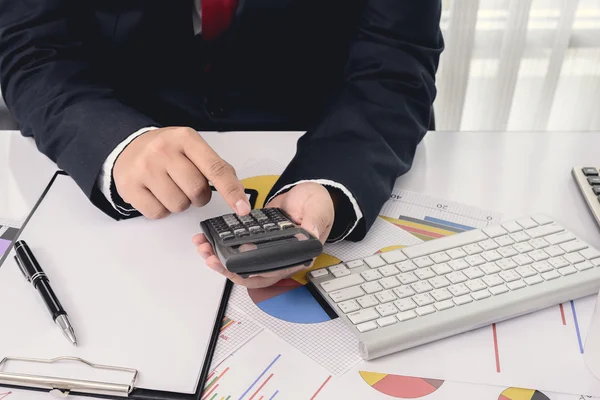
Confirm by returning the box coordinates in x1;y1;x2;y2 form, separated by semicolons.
0;0;158;219
266;0;443;242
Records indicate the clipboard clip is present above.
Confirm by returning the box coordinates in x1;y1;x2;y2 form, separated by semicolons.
0;356;138;397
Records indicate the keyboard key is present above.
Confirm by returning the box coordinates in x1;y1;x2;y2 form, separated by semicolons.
500;270;520;282
524;275;543;285
434;300;455;310
542;270;560;280
416;305;436;316
447;248;467;259
378;265;400;277
465;254;486;266
398;272;419;285
465;279;487;292
413;293;435;306
431;288;453;301
397;310;417;322
329;286;365;302
375;290;397;303
376;303;398;317
397;260;418;273
481;262;501;274
502;221;523;233
483;225;508;238
516;265;537;278
531;215;553;225
560;240;587;253
415;267;436;280
414;256;434;268
517;217;538;229
513;254;534;266
393;286;416;299
546;231;575;246
558;266;577;276
529;238;550;249
347;260;365;269
496;258;517;270
549;257;569;268
447;271;468;284
430;276;451;289
347;307;380;324
453;295;473;305
514;242;534;253
361;270;383;282
495;235;515;247
489;284;509;295
431;252;451;263
588;176;600;185
411;281;434;294
545;245;565;257
481;251;502;262
332;268;351;278
507;280;526;290
532;261;553;273
464;267;484;279
529;250;549;261
432;263;453;275
463;243;484;255
510;231;531;242
575;261;594;271
394;298;417;312
357;295;379;308
564;252;585;264
377;316;398;327
449;259;470;271
471;289;491;300
380;250;407;263
498;246;519;258
478;239;499;252
582;167;599;176
361;281;383;294
580;247;600;260
482;274;504;287
321;274;364;292
357;321;378;332
364;255;386;268
448;283;470;297
338;300;360;313
310;269;329;278
380;276;401;290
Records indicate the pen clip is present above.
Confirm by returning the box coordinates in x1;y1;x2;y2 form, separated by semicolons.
14;255;31;282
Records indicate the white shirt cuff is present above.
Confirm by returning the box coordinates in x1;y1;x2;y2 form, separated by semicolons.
266;179;363;242
97;126;159;216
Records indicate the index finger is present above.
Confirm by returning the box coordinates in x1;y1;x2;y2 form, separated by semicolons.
182;132;251;215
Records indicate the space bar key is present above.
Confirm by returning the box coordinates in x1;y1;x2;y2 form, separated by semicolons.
402;229;489;259
320;274;364;293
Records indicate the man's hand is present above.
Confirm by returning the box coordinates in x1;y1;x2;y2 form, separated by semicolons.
113;127;251;219
192;182;335;288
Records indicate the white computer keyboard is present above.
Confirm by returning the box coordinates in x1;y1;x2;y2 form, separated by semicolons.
307;215;600;360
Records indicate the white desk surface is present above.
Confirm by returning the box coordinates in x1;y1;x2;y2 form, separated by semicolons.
2;129;600;248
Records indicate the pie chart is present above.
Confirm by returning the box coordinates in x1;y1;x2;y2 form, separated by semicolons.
360;371;444;398
498;388;550;400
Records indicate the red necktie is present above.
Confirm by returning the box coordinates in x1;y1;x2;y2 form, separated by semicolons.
201;0;238;41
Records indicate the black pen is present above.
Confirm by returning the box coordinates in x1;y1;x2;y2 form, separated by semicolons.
14;240;77;345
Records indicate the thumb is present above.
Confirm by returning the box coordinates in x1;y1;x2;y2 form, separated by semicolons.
300;197;334;243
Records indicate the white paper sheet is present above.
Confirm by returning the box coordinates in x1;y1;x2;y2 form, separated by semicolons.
585;291;600;383
0;174;231;394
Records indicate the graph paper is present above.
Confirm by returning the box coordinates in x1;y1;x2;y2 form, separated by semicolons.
211;307;263;369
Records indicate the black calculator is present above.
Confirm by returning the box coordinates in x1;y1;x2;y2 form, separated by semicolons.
200;208;323;278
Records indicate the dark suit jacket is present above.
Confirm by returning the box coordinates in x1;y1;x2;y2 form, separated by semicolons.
0;0;443;242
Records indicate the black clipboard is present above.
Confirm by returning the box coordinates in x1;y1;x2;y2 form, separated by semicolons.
0;171;259;400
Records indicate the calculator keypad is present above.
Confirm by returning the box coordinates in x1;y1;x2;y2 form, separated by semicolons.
209;209;295;240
